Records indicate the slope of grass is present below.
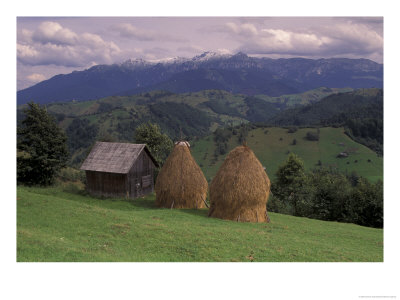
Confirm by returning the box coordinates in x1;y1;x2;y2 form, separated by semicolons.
255;87;354;106
17;186;383;262
191;127;383;182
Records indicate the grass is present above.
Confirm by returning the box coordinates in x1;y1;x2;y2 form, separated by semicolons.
17;185;383;262
255;87;354;106
191;127;383;182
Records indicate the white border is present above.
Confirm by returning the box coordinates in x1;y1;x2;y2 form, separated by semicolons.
2;1;399;299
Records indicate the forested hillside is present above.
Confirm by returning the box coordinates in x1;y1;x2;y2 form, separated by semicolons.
17;88;354;164
270;88;383;155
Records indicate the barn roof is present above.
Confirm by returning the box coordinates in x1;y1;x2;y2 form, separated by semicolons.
80;142;158;174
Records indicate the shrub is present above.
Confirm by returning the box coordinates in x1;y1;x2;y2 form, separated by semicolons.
305;131;319;141
62;182;84;194
58;167;86;183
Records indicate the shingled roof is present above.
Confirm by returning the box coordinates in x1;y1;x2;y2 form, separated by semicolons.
80;142;158;174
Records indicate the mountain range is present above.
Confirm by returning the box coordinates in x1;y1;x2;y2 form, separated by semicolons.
17;52;383;105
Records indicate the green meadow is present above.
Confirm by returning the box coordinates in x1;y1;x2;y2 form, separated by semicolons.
192;127;383;182
17;186;383;262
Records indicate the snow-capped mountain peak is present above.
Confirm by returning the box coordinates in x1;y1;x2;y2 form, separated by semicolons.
192;51;231;62
120;58;153;68
149;56;190;64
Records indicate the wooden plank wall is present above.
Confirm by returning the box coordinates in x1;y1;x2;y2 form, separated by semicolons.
85;150;156;199
128;150;155;198
86;171;127;198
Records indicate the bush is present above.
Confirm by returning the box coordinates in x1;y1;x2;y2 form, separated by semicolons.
267;193;291;215
287;127;298;133
305;131;319;141
62;182;84;194
58;167;86;183
348;179;383;228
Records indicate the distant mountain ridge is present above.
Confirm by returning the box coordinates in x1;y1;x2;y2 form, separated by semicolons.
17;52;383;105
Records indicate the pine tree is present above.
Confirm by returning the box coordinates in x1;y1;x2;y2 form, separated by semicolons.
17;102;69;185
273;153;310;216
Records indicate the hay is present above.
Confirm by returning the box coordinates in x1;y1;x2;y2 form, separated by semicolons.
208;145;271;222
155;142;208;209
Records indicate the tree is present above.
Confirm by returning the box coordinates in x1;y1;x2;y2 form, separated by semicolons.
349;178;383;228
307;169;352;222
134;122;173;166
17;102;69;185
272;153;311;216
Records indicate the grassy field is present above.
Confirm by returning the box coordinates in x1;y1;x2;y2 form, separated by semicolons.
17;186;383;262
191;127;383;182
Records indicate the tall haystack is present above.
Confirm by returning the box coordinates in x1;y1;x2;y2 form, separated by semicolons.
208;145;270;222
155;141;208;209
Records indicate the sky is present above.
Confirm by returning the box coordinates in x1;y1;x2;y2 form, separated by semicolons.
17;16;383;90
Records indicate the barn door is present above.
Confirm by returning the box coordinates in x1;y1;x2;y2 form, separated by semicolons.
136;177;143;197
142;175;152;190
129;177;140;198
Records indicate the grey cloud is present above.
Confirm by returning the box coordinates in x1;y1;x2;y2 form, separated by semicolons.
230;20;383;62
110;23;187;42
176;45;205;53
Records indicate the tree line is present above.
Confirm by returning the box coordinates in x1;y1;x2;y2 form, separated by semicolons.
269;153;383;228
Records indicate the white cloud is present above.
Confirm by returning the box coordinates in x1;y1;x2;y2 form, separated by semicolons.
18;22;122;67
32;21;78;45
27;73;46;83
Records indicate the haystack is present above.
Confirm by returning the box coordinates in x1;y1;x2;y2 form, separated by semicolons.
155;141;208;209
208;145;270;222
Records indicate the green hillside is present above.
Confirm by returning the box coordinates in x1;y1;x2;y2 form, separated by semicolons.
191;127;383;182
255;87;354;106
17;186;383;262
17;88;354;164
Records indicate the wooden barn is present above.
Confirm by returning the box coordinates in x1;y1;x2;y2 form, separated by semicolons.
80;142;158;199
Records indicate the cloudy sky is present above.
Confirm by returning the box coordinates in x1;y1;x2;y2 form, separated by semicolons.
17;17;383;90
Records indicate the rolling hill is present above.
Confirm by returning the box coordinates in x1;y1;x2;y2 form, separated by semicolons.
191;126;383;183
18;88;354;164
